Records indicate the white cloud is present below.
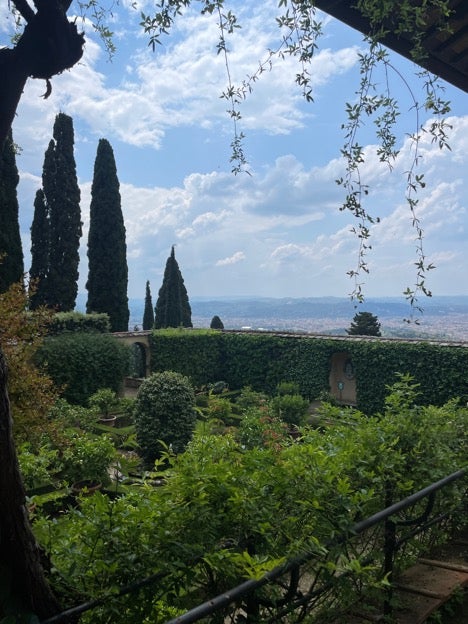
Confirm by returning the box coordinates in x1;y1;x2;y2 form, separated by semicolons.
216;251;246;266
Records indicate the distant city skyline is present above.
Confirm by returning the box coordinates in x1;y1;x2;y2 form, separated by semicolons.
4;1;468;301
83;294;468;341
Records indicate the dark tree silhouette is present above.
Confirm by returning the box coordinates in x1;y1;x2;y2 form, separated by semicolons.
210;315;224;329
86;138;129;332
0;0;85;147
29;189;50;309
346;311;381;336
29;114;82;311
154;246;192;329
142;280;155;330
0;130;23;292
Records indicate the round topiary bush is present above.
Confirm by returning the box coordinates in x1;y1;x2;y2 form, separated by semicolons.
134;371;196;466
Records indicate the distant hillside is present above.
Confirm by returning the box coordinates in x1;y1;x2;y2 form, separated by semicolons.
75;295;468;340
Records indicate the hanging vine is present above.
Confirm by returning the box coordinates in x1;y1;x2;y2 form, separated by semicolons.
138;0;455;312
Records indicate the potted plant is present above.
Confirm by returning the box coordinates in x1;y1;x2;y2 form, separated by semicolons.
63;432;116;492
89;388;120;426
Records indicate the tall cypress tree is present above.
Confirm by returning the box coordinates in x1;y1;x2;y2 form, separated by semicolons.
29;114;82;311
47;114;82;311
154;246;192;329
142;280;154;330
29;189;50;308
86;138;129;332
0;130;23;293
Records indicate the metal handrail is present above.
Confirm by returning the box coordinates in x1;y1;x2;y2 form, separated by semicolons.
39;467;467;624
166;467;467;624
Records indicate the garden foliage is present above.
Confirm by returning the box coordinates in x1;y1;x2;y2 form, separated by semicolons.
0;281;57;444
134;371;196;465
32;377;467;623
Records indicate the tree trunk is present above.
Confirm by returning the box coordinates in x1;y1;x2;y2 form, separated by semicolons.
0;0;84;147
0;50;29;150
0;349;61;620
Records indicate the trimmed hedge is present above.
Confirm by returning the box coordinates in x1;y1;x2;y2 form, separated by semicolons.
36;333;130;405
48;312;111;335
149;330;468;413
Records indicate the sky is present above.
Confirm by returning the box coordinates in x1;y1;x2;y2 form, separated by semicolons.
2;0;468;303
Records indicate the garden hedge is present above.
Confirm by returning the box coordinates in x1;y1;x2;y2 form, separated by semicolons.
149;330;468;413
36;332;130;405
48;311;111;335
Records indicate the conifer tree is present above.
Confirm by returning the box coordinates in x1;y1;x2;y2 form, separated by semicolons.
346;311;381;336
210;315;224;329
29;189;50;309
154;246;192;329
29;114;82;311
86;138;129;332
0;130;23;292
142;280;154;330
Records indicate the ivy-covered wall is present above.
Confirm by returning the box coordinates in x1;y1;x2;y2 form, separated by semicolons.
149;330;468;413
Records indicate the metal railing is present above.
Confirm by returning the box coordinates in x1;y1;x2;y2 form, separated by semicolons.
40;467;467;624
165;468;467;624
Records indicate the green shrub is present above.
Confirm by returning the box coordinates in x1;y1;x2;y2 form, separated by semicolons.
276;381;300;396
205;396;240;426
48;312;111;335
89;388;120;417
18;443;63;491
48;398;98;431
235;386;269;410
270;394;309;426
134;371;196;465
36;333;130;405
62;432;116;485
237;409;289;450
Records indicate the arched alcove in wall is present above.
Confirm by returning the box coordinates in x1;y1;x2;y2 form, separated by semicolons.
329;351;357;405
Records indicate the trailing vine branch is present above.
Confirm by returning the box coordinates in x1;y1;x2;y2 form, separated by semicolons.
139;0;453;312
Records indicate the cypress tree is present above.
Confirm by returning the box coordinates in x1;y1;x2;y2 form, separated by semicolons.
154;246;192;329
210;315;224;329
142;280;154;330
29;189;50;308
30;114;82;311
86;138;129;332
0;130;23;292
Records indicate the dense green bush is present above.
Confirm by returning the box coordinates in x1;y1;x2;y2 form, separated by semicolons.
134;371;196;465
270;393;309;426
36;333;130;404
62;432;116;486
48;312;111;335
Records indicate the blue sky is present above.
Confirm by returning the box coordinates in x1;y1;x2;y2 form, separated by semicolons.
3;0;468;302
